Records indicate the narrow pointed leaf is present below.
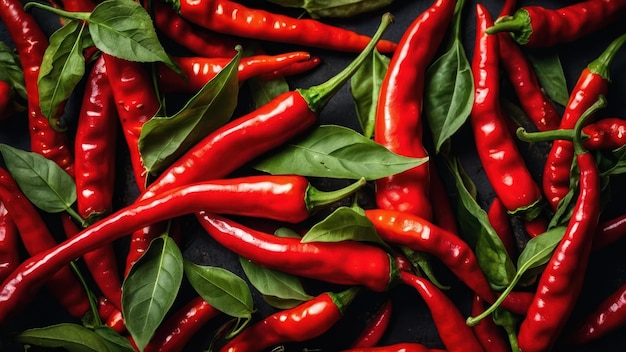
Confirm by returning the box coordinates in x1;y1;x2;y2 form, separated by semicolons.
139;50;240;175
0;41;26;99
527;50;569;107
184;261;254;319
350;49;389;139
38;20;88;130
300;206;386;247
253;125;427;180
15;324;122;352
0;144;75;213
122;235;184;351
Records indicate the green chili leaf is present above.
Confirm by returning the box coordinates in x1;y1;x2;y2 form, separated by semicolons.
466;226;566;326
92;327;136;352
300;206;386;247
184;261;254;319
253;125;427;180
139;49;241;176
0;143;76;213
88;0;179;71
526;50;569;107
38;20;89;131
0;41;26;100
122;235;183;351
424;0;473;154
15;323;133;352
239;257;313;309
265;0;394;18
248;75;290;109
445;156;515;290
350;49;389;139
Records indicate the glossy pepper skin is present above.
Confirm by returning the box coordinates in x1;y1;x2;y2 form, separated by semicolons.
165;0;397;54
470;4;543;219
143;296;220;352
470;295;510;352
140;14;392;200
517;101;603;352
542;34;626;211
592;213;626;250
342;343;445;352
487;0;626;48
199;213;399;292
374;0;456;221
0;0;74;176
496;5;561;132
400;272;484;352
157;52;315;93
149;0;239;58
487;197;517;260
0;201;19;282
364;208;527;316
0;175;367;321
0;169;90;319
349;299;393;348
219;288;358;352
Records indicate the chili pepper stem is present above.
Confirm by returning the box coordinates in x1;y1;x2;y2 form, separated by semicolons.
587;33;626;81
485;10;531;42
331;287;361;315
516;127;590;143
23;1;90;21
574;95;608;155
465;274;518;327
298;13;394;113
306;177;366;213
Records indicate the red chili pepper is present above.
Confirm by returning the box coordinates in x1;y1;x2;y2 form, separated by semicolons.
374;0;456;221
0;174;372;321
149;0;240;58
582;117;626;150
163;0;397;54
349;299;393;348
592;213;626;250
0;169;90;319
517;97;605;352
144;296;220;352
157;52;316;93
0;200;19;282
470;295;510;352
400;271;484;352
496;3;561;132
542;33;626;211
199;213;399;292
219;288;359;352
471;3;543;220
487;197;517;260
140;14;392;200
486;0;626;48
364;208;528;316
342;343;445;352
0;0;75;176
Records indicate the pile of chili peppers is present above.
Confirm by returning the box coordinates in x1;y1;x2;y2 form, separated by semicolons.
1;0;626;351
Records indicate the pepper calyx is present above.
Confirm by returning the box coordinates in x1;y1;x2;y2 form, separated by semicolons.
485;9;532;45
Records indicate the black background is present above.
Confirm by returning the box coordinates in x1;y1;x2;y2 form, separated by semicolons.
2;0;626;351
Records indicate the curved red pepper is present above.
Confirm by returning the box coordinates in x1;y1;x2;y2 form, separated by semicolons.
144;296;220;352
150;0;239;58
364;208;528;316
471;3;543;219
165;0;397;54
592;213;626;250
470;295;510;352
487;197;517;260
0;175;371;321
140;14;392;200
349;299;393;348
543;33;626;211
0;0;74;176
0;200;19;282
0;169;90;318
487;0;626;48
219;288;359;352
342;343;445;352
517;100;603;352
157;52;316;93
374;0;456;221
400;272;484;352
